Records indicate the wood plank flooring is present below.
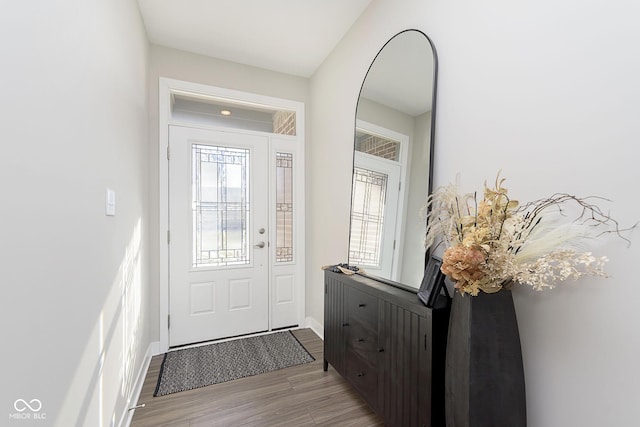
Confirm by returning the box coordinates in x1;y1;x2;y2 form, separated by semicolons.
130;329;382;427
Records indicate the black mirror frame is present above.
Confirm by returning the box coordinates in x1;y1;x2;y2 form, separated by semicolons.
349;29;439;290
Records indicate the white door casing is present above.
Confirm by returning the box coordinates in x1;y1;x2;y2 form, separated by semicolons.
159;78;305;351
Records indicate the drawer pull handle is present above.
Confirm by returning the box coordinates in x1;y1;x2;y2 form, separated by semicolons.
357;372;365;377
358;338;365;342
358;303;366;307
378;348;385;353
342;322;349;327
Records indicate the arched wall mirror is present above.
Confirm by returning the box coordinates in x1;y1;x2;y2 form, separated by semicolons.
348;29;437;288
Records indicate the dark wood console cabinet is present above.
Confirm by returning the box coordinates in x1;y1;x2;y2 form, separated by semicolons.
323;270;450;427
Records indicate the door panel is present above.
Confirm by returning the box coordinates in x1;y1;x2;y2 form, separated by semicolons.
169;125;269;346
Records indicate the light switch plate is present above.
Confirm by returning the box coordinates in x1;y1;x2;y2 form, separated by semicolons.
106;188;116;216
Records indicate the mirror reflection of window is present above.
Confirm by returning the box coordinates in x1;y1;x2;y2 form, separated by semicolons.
355;130;401;161
349;167;388;268
350;123;404;279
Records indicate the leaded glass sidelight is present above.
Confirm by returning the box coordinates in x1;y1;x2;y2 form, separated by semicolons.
275;153;294;262
349;167;387;267
192;144;250;267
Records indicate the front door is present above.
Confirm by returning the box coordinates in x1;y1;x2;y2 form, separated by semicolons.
169;125;269;347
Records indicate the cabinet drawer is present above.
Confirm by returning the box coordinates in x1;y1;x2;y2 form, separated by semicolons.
348;318;379;363
347;351;378;408
347;286;378;329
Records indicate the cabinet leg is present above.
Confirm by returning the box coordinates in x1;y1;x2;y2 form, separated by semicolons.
323;359;329;371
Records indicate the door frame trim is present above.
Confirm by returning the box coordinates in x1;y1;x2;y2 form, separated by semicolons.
158;77;306;352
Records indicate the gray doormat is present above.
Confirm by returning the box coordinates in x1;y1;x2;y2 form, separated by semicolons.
154;330;315;397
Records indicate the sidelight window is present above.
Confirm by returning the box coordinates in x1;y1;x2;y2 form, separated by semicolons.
275;152;294;262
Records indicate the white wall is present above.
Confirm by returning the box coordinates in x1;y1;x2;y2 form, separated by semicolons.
147;45;310;341
308;0;640;425
400;110;432;285
0;1;150;425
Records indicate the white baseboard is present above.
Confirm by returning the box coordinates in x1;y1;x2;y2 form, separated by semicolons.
305;316;323;340
148;341;161;356
118;341;160;427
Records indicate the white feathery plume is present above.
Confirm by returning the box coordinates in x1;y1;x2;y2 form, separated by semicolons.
514;214;601;264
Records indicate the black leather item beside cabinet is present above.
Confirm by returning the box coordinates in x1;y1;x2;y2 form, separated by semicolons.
323;270;450;427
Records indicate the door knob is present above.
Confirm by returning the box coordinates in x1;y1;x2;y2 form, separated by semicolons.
254;241;266;249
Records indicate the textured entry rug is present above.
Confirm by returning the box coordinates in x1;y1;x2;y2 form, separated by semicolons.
154;330;315;397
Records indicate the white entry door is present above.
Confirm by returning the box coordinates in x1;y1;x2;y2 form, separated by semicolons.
169;125;269;347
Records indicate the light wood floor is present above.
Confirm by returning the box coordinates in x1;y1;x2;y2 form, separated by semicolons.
130;329;382;427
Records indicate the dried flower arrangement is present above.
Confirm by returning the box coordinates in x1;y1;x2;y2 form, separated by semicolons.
423;173;633;296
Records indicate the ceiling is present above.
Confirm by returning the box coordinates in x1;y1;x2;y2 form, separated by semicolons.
137;0;373;78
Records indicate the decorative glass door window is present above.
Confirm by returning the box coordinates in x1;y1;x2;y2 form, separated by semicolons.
192;144;250;267
349;167;388;267
275;153;294;262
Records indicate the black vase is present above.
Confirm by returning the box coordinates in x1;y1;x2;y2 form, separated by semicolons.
445;289;527;427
